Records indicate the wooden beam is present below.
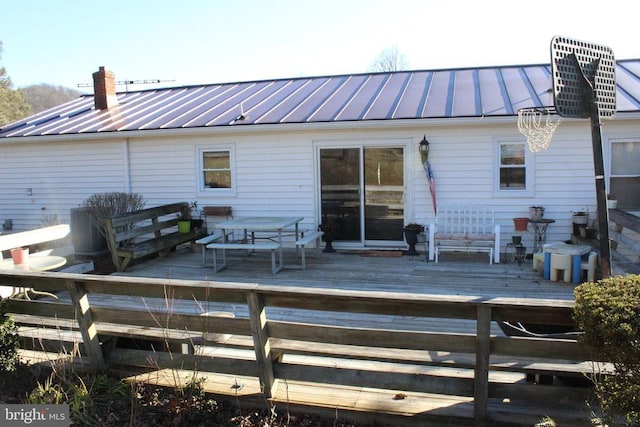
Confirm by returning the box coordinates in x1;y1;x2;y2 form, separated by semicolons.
474;305;491;421
66;279;106;370
247;291;276;398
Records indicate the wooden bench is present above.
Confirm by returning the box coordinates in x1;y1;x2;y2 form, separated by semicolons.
104;202;207;272
195;232;223;265
294;230;323;270
206;241;282;274
429;204;500;264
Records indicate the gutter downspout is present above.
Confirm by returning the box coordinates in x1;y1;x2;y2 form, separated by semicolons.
124;138;132;192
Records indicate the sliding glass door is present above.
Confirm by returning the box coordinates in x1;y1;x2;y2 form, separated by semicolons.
320;146;405;246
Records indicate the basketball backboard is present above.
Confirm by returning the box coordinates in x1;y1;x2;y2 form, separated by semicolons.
550;35;616;119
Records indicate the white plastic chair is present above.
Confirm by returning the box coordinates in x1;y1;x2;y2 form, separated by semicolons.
550;254;572;282
532;252;545;273
580;251;598;282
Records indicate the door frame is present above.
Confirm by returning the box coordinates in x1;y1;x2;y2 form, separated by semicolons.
314;138;414;249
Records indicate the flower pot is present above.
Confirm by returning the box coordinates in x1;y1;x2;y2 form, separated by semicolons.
529;206;544;221
10;247;29;265
511;235;522;245
403;225;424;256
319;222;339;253
177;220;191;233
513;217;529;232
572;213;589;225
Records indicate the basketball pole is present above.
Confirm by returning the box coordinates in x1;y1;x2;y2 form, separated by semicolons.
574;55;612;278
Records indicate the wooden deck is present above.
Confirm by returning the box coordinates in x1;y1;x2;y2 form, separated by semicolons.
103;246;578;339
116;245;578;301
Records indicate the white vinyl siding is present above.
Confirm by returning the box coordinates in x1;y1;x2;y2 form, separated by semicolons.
0;118;633;252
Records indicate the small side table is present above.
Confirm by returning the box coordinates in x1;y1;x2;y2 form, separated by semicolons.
529;219;555;254
504;243;527;265
0;255;67;299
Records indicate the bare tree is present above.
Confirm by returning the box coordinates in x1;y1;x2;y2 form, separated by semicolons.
368;45;409;72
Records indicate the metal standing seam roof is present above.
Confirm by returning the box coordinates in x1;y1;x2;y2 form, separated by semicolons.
2;59;640;138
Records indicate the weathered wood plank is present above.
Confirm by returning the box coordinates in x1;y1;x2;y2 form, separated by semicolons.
268;321;476;353
474;306;491;421
246;291;276;398
274;359;475;397
105;348;259;377
66;280;106;370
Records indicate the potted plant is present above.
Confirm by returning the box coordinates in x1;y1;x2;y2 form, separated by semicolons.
177;201;198;234
529;206;545;221
571;210;589;237
403;223;425;256
319;220;339;252
188;201;204;231
571;210;589;225
607;193;617;209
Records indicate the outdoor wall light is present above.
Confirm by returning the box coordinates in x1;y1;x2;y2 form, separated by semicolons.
418;135;430;160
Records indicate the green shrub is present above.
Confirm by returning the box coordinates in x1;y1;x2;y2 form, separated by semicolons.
0;299;20;373
574;274;640;425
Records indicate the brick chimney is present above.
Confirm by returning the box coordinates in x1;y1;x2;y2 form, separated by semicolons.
92;66;117;110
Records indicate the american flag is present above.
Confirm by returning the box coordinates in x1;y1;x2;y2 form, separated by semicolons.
424;161;437;215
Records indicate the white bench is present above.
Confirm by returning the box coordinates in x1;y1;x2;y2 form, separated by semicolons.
294;230;323;270
0;224;93;298
428;205;500;264
206;241;282;274
195;232;223;265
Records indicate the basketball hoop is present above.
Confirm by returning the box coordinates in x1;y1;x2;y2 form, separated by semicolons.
517;107;562;152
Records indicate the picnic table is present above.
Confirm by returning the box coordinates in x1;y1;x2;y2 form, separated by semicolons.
208;216;304;274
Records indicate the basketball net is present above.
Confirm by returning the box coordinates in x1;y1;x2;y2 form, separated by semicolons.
517;108;562;152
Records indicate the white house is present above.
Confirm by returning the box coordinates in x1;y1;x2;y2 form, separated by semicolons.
1;62;639;255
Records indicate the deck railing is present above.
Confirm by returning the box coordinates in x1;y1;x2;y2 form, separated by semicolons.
2;271;601;426
609;208;640;274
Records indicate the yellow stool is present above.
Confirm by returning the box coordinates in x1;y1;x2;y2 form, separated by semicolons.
550;254;572;282
580;251;598;282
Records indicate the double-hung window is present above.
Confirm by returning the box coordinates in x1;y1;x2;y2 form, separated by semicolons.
610;140;640;209
198;147;235;194
495;140;534;196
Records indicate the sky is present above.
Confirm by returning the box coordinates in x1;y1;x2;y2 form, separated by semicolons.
1;0;638;94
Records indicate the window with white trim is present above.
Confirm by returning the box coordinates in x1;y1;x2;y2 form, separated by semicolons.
198;147;235;193
495;140;534;196
610;140;640;209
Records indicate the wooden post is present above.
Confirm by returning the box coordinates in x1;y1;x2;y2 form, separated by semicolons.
66;280;106;370
247;291;276;398
474;305;491;422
